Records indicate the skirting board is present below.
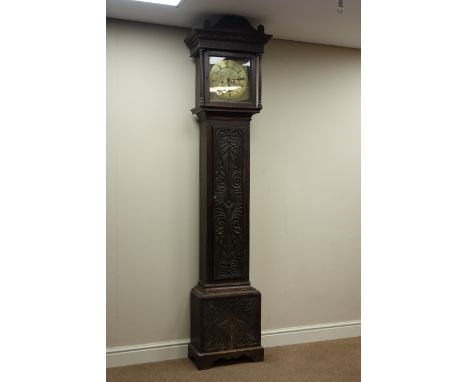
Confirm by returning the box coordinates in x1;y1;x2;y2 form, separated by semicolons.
107;320;360;368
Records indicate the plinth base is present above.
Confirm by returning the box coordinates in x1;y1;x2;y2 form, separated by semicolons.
188;343;264;370
189;284;263;369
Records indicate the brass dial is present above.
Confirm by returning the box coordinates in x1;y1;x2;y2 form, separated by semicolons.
209;58;249;102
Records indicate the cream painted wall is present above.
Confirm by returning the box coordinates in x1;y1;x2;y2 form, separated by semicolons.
107;19;360;348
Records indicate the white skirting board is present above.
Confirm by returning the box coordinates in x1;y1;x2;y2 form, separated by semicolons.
106;320;361;368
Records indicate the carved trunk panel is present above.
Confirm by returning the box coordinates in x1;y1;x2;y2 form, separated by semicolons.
212;128;247;281
202;296;260;352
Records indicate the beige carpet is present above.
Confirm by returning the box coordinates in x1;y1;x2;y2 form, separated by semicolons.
107;337;361;382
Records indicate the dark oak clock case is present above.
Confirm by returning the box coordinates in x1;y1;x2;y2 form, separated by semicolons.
184;16;271;370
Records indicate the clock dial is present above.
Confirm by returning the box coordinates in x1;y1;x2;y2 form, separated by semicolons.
209;57;250;102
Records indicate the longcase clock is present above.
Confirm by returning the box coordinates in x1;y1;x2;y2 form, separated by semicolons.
184;16;272;370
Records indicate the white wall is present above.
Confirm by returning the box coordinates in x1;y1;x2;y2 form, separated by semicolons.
107;19;360;349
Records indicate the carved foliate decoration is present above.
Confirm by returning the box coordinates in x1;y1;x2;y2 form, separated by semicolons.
213;128;245;280
202;297;260;352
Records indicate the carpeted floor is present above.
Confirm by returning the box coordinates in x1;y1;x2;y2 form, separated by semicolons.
107;337;361;382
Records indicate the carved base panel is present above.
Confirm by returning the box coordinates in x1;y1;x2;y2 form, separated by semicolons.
189;284;263;369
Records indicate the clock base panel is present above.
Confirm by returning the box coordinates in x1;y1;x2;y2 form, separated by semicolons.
189;284;263;369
